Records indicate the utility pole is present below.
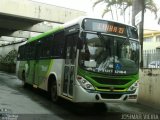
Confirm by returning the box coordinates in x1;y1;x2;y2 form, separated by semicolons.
132;0;145;68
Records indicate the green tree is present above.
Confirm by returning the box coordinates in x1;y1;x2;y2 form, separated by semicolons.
93;0;132;22
92;0;158;25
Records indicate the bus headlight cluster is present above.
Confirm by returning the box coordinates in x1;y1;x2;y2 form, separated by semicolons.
128;81;139;91
77;76;95;90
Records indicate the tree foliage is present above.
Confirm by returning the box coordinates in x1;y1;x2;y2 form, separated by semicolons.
0;50;18;64
92;0;158;22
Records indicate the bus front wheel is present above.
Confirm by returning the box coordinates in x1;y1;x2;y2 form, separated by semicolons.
50;82;59;103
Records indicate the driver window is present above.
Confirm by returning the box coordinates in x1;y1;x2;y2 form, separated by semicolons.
121;41;131;59
80;42;90;61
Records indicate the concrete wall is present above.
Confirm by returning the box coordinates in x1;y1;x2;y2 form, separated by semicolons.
143;30;160;50
138;69;160;109
0;43;24;57
143;41;160;50
143;34;160;50
0;0;86;23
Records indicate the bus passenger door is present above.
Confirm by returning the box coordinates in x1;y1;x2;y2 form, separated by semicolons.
25;43;37;85
33;42;40;87
63;34;78;98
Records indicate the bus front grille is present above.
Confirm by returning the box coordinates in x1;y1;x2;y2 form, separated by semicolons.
97;87;125;91
92;77;131;85
100;93;122;99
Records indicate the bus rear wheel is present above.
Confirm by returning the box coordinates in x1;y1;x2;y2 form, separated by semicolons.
50;82;59;103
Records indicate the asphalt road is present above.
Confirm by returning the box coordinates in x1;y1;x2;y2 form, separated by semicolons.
0;71;159;120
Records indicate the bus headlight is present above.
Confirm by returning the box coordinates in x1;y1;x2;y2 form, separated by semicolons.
77;76;95;90
128;81;138;91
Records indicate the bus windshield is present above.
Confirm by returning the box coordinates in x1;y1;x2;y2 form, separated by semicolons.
79;33;139;75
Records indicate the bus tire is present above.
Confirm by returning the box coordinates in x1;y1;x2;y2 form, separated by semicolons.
22;71;26;88
50;81;59;103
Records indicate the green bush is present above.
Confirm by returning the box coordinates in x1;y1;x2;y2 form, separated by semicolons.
0;50;18;64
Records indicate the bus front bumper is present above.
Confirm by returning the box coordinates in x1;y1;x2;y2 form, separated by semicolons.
73;85;138;103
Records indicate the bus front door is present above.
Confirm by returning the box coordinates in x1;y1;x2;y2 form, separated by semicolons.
63;34;78;98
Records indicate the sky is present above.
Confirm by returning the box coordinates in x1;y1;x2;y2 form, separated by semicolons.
31;0;160;30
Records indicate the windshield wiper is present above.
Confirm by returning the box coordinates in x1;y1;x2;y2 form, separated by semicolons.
120;37;130;47
97;32;106;45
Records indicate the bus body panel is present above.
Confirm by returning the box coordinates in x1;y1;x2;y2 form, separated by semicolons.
36;60;53;89
73;84;138;102
16;61;26;80
38;59;65;93
78;68;139;92
17;59;65;92
16;17;139;103
50;59;65;96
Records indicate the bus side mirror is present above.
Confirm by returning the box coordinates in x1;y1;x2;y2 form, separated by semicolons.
77;38;83;49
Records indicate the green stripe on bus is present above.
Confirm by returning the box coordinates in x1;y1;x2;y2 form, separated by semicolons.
27;26;64;43
46;60;54;78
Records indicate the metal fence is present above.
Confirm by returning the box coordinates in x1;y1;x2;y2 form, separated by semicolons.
143;49;160;68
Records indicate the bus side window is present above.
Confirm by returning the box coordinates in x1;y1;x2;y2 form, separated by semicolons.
25;44;30;60
51;31;65;58
24;42;35;60
42;36;52;58
17;45;26;60
35;40;41;59
29;42;36;60
37;35;52;59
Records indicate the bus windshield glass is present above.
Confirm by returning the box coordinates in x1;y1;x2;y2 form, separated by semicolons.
79;33;139;75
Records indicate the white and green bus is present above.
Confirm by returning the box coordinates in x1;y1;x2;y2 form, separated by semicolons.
16;17;139;103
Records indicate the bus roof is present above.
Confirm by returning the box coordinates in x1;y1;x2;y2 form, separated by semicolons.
27;17;137;43
27;25;64;43
63;16;137;29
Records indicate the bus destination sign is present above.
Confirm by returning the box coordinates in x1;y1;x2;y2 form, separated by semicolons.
93;22;125;34
83;19;127;36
